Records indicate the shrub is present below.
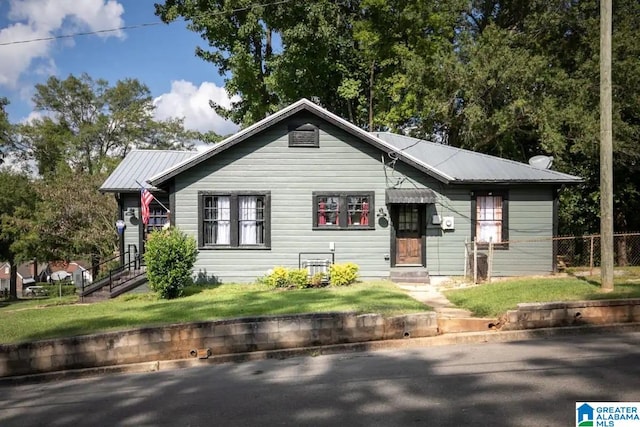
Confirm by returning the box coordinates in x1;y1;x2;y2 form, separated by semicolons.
261;266;309;289
144;227;198;299
309;271;327;288
329;262;359;287
42;283;77;297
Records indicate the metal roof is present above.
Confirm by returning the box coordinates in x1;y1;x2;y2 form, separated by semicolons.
373;132;582;184
100;150;196;192
139;99;581;187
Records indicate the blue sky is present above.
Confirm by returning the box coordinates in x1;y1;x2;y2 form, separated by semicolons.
0;0;238;135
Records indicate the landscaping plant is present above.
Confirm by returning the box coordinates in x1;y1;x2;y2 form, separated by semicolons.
144;227;198;299
329;263;359;287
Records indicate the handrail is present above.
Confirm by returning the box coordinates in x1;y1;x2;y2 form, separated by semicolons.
80;245;143;296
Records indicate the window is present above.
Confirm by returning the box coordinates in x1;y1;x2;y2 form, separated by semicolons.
199;192;270;248
289;123;319;147
145;203;169;234
313;192;374;230
472;191;508;247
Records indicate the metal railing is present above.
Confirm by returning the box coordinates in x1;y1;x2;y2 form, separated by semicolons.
80;245;145;297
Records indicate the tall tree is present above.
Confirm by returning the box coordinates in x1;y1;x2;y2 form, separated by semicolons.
16;74;196;176
0;170;38;299
14;170;117;273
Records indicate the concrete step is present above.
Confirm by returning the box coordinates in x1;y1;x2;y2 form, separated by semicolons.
390;267;430;284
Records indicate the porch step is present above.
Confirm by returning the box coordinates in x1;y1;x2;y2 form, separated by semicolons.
389;267;430;284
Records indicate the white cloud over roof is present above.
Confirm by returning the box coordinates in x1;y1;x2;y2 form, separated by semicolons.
153;80;240;136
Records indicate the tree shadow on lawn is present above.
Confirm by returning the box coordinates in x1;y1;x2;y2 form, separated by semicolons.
573;274;640;299
9;285;428;344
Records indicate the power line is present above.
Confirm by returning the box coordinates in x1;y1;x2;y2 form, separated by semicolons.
0;0;293;47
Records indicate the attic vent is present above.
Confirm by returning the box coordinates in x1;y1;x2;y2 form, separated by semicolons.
288;123;319;147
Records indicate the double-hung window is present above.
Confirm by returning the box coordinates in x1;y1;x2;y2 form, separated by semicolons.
313;192;374;230
199;192;270;248
472;191;508;248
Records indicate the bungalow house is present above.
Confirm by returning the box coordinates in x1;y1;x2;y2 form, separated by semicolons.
101;99;581;283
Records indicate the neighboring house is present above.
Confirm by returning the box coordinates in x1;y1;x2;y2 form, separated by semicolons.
101;99;581;283
45;261;93;285
16;261;48;291
0;262;10;291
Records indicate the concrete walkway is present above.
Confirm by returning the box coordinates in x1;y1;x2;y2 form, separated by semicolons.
396;278;497;333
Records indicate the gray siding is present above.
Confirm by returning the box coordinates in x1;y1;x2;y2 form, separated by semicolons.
171;113;557;282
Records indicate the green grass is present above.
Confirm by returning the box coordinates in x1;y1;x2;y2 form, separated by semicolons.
444;272;640;317
0;281;429;344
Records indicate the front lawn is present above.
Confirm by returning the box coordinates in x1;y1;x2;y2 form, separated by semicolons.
444;272;640;317
0;281;429;344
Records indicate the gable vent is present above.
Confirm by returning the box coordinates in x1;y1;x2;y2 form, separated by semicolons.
288;123;319;148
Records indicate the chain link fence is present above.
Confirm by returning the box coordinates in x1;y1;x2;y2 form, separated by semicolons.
465;233;640;283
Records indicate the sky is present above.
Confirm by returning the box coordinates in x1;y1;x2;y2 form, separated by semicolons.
0;0;239;137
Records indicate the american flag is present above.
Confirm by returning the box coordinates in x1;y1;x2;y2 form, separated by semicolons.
140;188;154;225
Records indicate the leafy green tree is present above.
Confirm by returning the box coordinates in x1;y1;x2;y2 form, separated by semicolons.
20;171;118;265
144;227;198;299
0;170;38;299
16;73;196;176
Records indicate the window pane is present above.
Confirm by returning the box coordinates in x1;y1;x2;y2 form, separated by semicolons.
203;196;230;245
318;196;339;226
239;196;264;245
476;196;502;243
347;196;370;226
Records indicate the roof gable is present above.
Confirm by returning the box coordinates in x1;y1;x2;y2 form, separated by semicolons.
143;98;580;187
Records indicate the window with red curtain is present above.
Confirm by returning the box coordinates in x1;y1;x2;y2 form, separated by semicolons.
313;192;374;229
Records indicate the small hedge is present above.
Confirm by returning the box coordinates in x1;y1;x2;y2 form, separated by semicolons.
259;263;359;289
329;262;359;286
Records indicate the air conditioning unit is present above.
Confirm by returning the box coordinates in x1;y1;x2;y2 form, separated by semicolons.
441;216;455;230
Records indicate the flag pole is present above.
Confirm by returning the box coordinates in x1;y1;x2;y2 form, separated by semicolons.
135;180;170;212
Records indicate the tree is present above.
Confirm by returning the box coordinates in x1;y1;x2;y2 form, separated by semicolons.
14;170;118;272
0;170;38;299
16;74;197;176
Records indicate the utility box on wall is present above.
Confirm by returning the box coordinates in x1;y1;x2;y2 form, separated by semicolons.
441;216;455;230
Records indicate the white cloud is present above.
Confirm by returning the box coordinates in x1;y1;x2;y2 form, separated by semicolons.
153;80;240;136
0;0;125;88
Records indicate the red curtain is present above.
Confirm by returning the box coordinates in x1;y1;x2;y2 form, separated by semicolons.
318;201;326;225
362;201;369;225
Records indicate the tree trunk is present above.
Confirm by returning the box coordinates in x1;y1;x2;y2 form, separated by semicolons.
616;235;628;266
369;60;375;131
9;262;17;300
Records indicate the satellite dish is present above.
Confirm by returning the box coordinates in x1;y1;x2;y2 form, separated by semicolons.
50;271;71;281
528;155;553;170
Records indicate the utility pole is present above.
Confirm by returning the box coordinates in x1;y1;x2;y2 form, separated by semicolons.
600;0;614;291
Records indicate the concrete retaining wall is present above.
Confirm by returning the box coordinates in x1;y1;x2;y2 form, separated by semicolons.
0;312;437;378
502;299;640;330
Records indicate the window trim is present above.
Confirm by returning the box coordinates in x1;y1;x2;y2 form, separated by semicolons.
288;123;319;148
312;191;375;230
470;190;509;249
198;191;271;250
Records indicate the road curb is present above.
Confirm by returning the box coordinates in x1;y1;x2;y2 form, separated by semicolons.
2;322;639;386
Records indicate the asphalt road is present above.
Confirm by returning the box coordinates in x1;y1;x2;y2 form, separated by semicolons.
1;331;639;427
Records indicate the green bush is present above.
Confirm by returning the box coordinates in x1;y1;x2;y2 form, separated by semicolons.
329;262;359;287
260;266;309;289
42;283;77;297
144;227;198;299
